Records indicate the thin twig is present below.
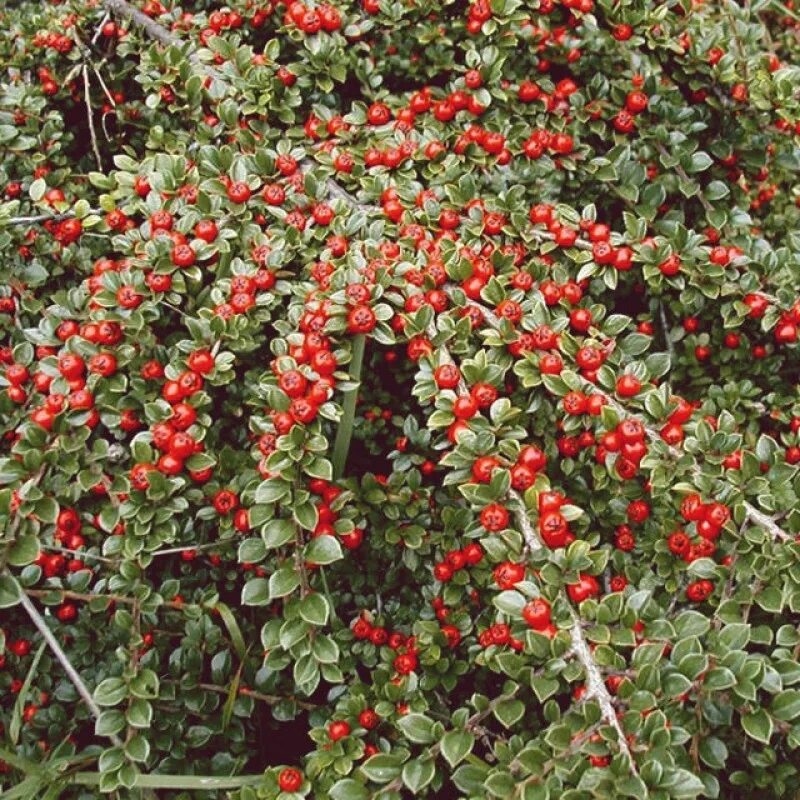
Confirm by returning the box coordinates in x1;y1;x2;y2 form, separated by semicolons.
421;327;638;773
195;682;318;711
659;303;676;363
91;13;111;46
103;0;183;48
82;66;102;169
16;585;124;746
2;212;78;226
25;587;191;611
744;503;793;542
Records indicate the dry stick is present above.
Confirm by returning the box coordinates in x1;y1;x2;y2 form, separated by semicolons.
508;486;637;771
16;588;124;747
24;587;191;611
744;504;793;542
91;12;111;46
195;682;318;711
82;65;103;170
722;0;751;82
3;211;82;226
103;0;184;49
658;302;676;363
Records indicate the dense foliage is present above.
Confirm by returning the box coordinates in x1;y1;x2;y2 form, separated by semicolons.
2;0;800;797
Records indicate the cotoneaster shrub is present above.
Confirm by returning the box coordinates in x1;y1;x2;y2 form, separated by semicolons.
1;0;800;798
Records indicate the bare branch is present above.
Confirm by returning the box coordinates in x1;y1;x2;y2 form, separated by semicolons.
17;587;124;746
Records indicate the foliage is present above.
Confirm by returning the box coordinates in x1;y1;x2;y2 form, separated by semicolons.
1;0;800;798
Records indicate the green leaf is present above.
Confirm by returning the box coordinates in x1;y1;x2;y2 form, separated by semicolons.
771;690;800;721
29;178;46;202
330;779;368;800
402;757;435;793
699;736;728;769
304;534;343;565
238;538;266;564
93;677;128;707
125;733;150;762
674;610;710;637
0;574;21;608
95;710;126;738
493;590;525;616
262;518;295;548
660;767;706;798
742;708;773;743
531;677;560;703
360;753;403;783
440;730;474;767
241;578;269;606
126;699;153;729
268;566;301;598
305;456;332;481
686;151;713;173
254;479;290;504
493;698;525;728
299;593;329;626
397;713;436;744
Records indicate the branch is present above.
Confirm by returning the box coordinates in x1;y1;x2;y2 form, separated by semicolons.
461;296;800;547
567;607;636;769
16;585;123;746
24;587;190;611
102;0;182;48
82;65;103;169
744;503;794;542
2;211;78;226
195;682;318;711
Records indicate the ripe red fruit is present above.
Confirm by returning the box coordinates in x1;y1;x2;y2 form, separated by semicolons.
479;503;509;532
347;305;377;334
659;254;682;276
493;561;525;590
171;244;196;267
471;456;499;483
213;489;239;515
433;562;454;582
625;90;648;114
616;374;641;397
433;364;461;389
359;709;379;730
522;598;551;630
567;574;601;603
278;768;303;792
687;579;714;603
227;182;251;204
328;720;351;741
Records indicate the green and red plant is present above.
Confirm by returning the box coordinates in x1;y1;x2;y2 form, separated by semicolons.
2;0;800;797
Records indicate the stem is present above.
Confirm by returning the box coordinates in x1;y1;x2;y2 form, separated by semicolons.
744;503;793;542
68;773;264;789
82;65;103;170
195;682;318;711
332;334;366;480
102;0;183;48
15;584;124;746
